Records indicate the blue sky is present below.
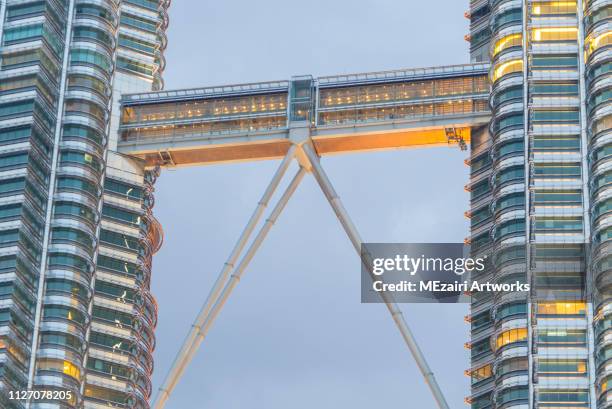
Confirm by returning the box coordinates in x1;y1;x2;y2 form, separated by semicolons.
150;1;472;408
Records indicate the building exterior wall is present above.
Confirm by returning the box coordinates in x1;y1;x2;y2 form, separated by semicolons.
0;1;168;408
468;1;612;409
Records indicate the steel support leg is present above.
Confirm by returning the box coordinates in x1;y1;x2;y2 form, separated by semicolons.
301;143;450;409
153;147;297;409
153;164;305;409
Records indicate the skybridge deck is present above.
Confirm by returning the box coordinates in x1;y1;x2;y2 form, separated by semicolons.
117;63;492;167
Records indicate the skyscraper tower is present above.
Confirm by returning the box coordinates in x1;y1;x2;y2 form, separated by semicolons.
467;1;611;408
0;0;168;407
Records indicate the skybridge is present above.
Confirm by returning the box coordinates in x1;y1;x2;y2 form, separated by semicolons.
118;63;491;167
116;63;493;409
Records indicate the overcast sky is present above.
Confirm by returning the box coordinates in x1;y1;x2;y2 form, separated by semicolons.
150;1;472;408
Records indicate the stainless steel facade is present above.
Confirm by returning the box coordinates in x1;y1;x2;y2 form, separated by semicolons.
467;1;612;408
0;0;168;408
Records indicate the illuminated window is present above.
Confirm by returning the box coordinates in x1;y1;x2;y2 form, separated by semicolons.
537;301;586;315
532;1;577;16
493;59;523;81
532;27;578;43
495;328;527;350
37;358;81;380
494;33;522;55
587;32;612;57
471;364;492;384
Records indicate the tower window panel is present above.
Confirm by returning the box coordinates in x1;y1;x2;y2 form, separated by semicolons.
533;190;582;204
532;55;578;69
537;329;586;346
532;27;578;43
538;389;589;403
532;109;580;123
532;82;578;95
493;33;522;56
495;328;528;350
471;364;492;384
532;1;577;16
535;217;582;232
537;301;586;315
533;135;580;151
534;163;581;179
493;59;523;82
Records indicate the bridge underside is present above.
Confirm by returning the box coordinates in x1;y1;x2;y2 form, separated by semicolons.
119;123;482;168
117;63;491;167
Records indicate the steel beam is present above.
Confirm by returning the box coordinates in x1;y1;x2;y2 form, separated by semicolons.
301;142;451;409
153;146;297;409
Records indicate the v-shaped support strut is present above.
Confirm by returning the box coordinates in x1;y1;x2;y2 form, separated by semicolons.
152;141;450;409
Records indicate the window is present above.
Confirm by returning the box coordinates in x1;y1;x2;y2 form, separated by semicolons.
534;163;581;179
0;100;34;118
537;301;586;316
99;229;140;251
471;338;491;357
116;57;154;76
535;217;582;232
57;176;98;196
538;389;589;403
494;113;523;132
37;358;81;381
119;34;157;54
60;151;102;172
70;49;112;73
495;328;527;350
470;180;491;200
90;331;130;352
532;110;580;123
532;55;578;69
87;357;131;379
493;59;523;82
92;306;133;327
497;386;528;404
73;27;113;45
532;1;577;16
493;33;522;55
46;278;89;300
48;252;91;274
102;205;141;226
40;332;82;351
493;86;522;105
95;280;135;302
538;329;586;346
496;165;524;184
497;357;528;377
493;8;522;30
52;227;94;250
43;305;86;325
63;124;104;145
533;135;580;151
534;190;582;205
497;140;523;157
496;219;525;239
471;364;492;385
496;192;524;211
532;27;578;43
104;179;143;201
54;201;96;223
97;255;140;277
532;82;578;95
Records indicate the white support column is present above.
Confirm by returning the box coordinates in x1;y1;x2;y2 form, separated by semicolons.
153;148;299;409
300;143;450;409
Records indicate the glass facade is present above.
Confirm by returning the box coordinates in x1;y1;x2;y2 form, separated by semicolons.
0;0;168;408
467;0;611;408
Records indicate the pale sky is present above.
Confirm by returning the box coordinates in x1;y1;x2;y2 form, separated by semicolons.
150;1;472;408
